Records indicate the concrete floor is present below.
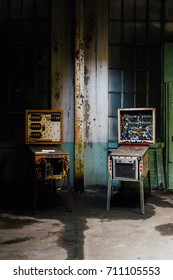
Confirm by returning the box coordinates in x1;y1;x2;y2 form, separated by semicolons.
0;187;173;260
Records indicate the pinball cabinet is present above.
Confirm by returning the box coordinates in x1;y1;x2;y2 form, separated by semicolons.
107;108;156;214
25;109;72;213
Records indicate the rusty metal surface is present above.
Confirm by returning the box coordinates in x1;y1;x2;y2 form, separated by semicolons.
74;0;85;191
50;0;109;188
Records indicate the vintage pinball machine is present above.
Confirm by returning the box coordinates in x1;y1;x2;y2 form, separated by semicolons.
25;109;72;213
107;108;156;214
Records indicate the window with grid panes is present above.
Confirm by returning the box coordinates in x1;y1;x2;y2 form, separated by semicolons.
108;0;173;143
0;0;51;142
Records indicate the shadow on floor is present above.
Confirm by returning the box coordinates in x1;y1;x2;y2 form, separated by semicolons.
0;186;173;259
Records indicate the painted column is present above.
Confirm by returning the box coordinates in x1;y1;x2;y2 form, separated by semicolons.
74;0;85;191
51;0;75;188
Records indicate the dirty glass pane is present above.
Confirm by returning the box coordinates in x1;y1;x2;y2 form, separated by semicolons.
124;70;134;93
9;70;22;91
109;117;118;141
148;22;161;43
136;94;146;107
136;46;147;69
0;45;8;69
35;45;49;67
123;93;134;107
23;0;34;19
10;0;21;19
10;20;22;42
124;0;134;20
8;90;34;112
0;0;7;18
109;93;121;116
109;69;121;92
149;70;161;92
36;69;49;91
36;92;49;109
0;20;7;41
8;92;23;112
165;22;173;41
109;0;121;20
109;45;122;68
136;0;147;20
149;95;161;139
23;71;34;91
149;46;161;69
123;46;135;68
124;22;134;43
36;0;48;19
22;20;33;42
165;0;173;20
35;21;49;43
9;45;21;67
109;22;121;44
136;22;146;43
23;45;34;68
136;70;147;93
149;0;161;20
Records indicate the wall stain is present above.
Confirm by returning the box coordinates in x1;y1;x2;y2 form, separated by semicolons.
53;72;61;100
84;99;91;139
84;14;96;49
84;66;89;86
53;41;59;54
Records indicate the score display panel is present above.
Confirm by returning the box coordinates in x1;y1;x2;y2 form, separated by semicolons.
117;108;156;144
25;109;63;145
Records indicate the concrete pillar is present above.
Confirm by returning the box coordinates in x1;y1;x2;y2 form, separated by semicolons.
74;0;85;191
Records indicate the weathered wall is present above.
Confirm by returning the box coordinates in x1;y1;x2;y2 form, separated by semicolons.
51;0;75;186
83;0;108;186
51;0;108;188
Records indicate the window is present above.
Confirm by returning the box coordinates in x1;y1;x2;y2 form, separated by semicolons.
108;0;168;142
0;0;51;142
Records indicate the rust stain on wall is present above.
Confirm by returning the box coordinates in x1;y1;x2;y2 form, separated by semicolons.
53;41;59;54
74;0;85;191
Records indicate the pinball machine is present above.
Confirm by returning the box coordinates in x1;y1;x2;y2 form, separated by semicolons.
25;109;72;213
107;108;156;214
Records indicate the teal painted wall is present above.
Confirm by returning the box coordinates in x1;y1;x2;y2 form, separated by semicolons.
84;142;108;186
52;0;109;189
60;142;108;188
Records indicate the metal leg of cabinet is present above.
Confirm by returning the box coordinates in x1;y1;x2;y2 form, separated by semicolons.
67;169;72;212
32;168;39;215
139;177;145;215
106;175;112;211
106;176;150;214
32;168;72;215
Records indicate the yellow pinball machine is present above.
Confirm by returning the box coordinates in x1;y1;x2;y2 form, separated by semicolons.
25;109;72;213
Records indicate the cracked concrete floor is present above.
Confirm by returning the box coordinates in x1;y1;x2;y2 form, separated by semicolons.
0;187;173;260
